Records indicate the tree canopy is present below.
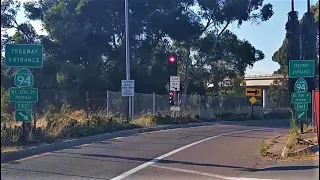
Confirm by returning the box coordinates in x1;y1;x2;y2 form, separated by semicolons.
1;0;274;108
272;1;319;75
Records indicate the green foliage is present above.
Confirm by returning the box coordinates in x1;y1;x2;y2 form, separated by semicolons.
290;119;299;136
1;0;274;101
272;1;319;77
260;139;269;156
1;88;9;113
268;78;290;108
1;0;277;147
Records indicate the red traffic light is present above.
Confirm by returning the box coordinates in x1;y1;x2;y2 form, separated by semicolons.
168;55;176;63
169;92;174;96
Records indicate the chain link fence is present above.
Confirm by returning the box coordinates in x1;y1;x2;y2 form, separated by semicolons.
2;88;292;146
18;89;290;120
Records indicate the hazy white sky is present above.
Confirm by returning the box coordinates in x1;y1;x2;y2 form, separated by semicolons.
5;0;318;76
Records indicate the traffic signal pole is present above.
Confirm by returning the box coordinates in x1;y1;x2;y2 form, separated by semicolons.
168;54;178;117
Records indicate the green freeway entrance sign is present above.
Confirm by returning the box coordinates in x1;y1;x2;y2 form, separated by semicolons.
14;68;34;87
15;110;32;122
15;102;33;110
288;60;315;78
294;103;308;111
5;44;43;68
291;92;311;103
295;110;307;121
9;87;38;102
294;78;308;92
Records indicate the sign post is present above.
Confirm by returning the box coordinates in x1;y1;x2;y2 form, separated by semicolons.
289;59;315;133
313;90;319;145
4;44;43;142
245;88;262;120
170;76;180;114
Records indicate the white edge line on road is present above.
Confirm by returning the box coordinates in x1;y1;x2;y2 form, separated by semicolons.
110;128;272;180
150;164;278;180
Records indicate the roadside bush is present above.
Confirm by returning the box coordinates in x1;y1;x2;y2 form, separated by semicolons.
260;140;269;156
1;125;22;146
131;112;199;127
1;112;12;122
289;119;299;136
1;88;9;114
2;107;202;149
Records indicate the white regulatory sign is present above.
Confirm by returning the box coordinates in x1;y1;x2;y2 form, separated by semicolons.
170;106;180;111
170;76;180;91
121;80;135;97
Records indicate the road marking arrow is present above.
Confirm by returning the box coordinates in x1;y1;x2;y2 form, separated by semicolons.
19;112;29;121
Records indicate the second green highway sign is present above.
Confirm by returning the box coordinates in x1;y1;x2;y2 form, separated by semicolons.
291;92;311;103
9;87;38;102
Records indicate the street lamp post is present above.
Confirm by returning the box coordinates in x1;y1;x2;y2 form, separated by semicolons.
125;0;132;120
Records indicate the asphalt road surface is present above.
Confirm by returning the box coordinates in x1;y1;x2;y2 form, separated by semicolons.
1;119;319;180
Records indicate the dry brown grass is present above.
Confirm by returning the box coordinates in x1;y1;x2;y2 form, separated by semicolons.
286;135;298;149
312;136;318;144
2;107;200;149
1;146;21;153
131;113;158;127
303;124;315;133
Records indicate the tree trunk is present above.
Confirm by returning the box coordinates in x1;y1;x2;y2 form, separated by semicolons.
180;22;231;109
286;9;300;108
180;46;191;109
301;8;317;120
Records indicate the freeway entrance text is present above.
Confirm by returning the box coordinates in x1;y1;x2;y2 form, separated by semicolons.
5;44;43;68
288;60;315;78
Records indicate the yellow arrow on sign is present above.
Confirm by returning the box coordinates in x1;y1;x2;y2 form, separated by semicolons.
245;88;262;97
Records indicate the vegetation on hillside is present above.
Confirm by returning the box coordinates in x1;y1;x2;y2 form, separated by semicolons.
1;0;293;148
272;1;319;80
269;1;318;111
1;0;273;103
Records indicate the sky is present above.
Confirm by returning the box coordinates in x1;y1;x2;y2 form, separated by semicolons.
6;0;319;76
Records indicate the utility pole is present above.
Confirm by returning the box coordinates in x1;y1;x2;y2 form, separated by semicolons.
124;0;132;120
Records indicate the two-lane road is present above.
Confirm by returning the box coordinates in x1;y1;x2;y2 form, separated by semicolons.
1;120;318;180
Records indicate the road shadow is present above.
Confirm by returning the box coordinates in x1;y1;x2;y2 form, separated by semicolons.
78;153;254;171
222;119;291;129
251;165;319;172
1;166;108;179
77;153;319;173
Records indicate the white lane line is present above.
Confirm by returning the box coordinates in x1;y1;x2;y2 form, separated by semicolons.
110;128;272;180
151;164;279;180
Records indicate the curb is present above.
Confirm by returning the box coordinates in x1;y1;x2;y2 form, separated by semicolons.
1;121;219;164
